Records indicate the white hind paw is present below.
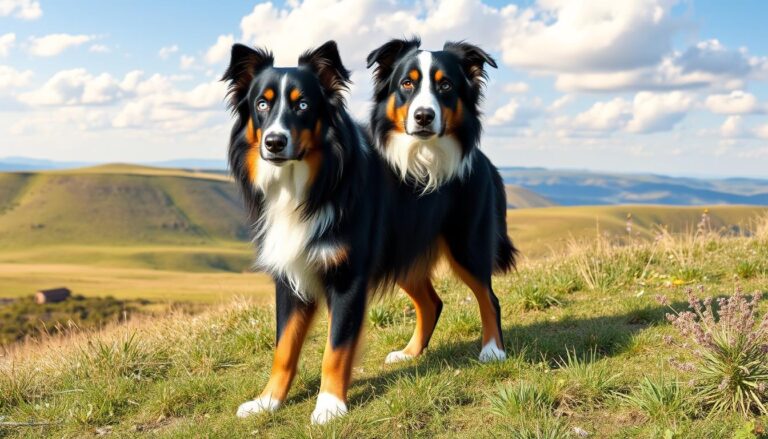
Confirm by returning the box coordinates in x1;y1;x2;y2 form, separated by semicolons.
479;340;507;363
311;392;347;425
236;396;281;418
385;350;414;364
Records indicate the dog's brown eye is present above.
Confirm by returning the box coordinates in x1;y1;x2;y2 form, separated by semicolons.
439;80;452;92
401;79;414;90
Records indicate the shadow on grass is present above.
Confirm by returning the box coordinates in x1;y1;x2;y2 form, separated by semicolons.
283;299;693;410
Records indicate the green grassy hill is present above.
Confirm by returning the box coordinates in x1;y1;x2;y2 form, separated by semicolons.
508;204;767;258
0;165;247;248
1;216;766;438
505;185;556;208
0;165;765;301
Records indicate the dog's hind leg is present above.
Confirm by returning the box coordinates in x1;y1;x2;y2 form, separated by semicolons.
385;278;443;364
442;238;507;363
311;277;366;425
237;277;316;418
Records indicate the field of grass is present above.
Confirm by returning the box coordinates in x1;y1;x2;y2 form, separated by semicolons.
507;204;767;258
1;215;767;437
0;165;764;301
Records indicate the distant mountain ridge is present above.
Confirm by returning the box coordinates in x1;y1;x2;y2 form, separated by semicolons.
499;168;768;206
2;158;766;206
0;157;229;172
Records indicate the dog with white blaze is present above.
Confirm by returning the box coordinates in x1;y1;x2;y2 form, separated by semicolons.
367;37;517;366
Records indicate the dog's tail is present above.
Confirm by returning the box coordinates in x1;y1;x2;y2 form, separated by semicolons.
491;166;518;273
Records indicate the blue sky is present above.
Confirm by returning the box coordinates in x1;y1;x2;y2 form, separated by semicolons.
0;0;766;177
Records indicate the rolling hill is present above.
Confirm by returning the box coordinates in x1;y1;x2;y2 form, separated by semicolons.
0;164;765;299
0;164;248;248
504;185;555;208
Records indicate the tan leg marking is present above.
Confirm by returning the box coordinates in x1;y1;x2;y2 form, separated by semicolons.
443;244;503;350
398;278;442;357
259;305;316;402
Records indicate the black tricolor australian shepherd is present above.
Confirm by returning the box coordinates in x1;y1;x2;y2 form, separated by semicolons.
366;37;517;363
224;40;515;424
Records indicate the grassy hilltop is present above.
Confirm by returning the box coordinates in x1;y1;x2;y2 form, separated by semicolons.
1;214;767;437
0;164;765;301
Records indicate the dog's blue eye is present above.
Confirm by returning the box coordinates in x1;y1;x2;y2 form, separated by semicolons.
439;80;452;92
256;100;269;111
298;101;308;111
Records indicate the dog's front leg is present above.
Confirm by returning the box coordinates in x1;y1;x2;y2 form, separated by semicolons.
311;277;366;425
237;276;317;418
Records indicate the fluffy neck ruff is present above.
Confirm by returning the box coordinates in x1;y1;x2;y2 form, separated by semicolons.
253;158;335;301
382;132;472;193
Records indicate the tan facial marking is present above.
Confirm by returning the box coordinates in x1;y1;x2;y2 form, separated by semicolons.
264;88;275;101
434;70;444;81
386;94;408;133
443;100;463;134
245;119;262;182
409;69;420;81
290;88;301;102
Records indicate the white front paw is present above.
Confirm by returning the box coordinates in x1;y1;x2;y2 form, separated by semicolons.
385;350;414;364
236;396;281;418
478;340;507;363
311;392;348;425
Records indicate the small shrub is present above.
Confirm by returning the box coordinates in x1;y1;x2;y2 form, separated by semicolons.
621;375;689;422
368;305;396;328
736;260;759;280
512;281;562;311
385;373;468;433
76;333;169;381
568;237;650;292
490;380;558;418
556;348;620;406
509;415;572;439
662;287;768;416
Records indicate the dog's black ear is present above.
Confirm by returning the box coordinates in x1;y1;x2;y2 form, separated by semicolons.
366;38;421;85
299;40;351;105
222;44;274;110
443;41;497;90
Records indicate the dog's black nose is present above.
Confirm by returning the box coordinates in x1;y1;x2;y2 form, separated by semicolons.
414;107;435;127
264;133;288;153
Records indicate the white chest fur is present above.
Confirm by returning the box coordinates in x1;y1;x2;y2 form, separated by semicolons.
254;159;336;301
383;133;473;193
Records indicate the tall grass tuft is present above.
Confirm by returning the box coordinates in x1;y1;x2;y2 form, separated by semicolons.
556;348;620;406
567;233;652;292
662;287;768;415
490;380;558;418
75;332;169;381
620;375;690;422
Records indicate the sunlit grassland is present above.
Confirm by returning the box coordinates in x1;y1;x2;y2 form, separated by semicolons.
1;214;766;438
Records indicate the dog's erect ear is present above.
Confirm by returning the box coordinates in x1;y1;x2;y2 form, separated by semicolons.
299;40;351;105
443;41;497;90
222;44;274;110
366;37;421;85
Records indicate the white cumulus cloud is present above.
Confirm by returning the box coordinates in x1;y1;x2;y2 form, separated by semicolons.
626;91;693;133
158;44;179;59
204;34;234;65
0;64;33;91
0;0;41;20
705;90;762;115
17;69;124;105
556;91;693;136
28;33;94;57
500;0;678;73
0;33;15;57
